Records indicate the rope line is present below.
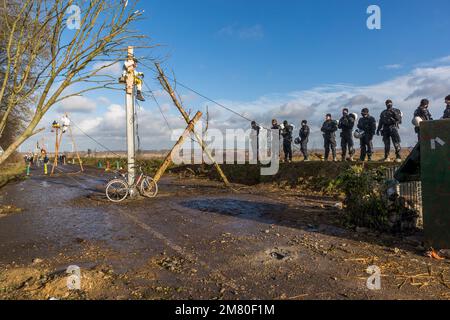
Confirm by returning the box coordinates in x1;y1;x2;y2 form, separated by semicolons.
139;61;302;151
142;81;172;131
68;116;123;158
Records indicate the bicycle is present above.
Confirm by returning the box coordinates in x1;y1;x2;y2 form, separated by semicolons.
105;166;158;203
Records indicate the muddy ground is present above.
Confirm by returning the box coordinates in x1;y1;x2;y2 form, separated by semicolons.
0;164;449;300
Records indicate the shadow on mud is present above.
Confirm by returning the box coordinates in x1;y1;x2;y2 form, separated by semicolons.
181;199;287;218
180;198;424;254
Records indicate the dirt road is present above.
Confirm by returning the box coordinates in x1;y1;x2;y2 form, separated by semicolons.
0;165;449;300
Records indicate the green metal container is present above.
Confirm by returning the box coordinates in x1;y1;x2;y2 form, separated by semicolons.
421;120;450;248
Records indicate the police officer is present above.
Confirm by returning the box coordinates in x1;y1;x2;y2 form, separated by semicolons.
281;120;293;163
321;114;338;161
250;121;261;162
442;95;450;119
413;99;433;141
377;100;402;163
271;119;281;131
271;119;282;159
299;120;310;161
357;108;376;162
338;108;356;161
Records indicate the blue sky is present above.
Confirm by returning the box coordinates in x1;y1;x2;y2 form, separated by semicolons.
23;0;450;152
142;0;450;99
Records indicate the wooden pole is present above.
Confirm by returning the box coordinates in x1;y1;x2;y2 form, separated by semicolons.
153;111;203;183
51;127;63;175
155;63;230;187
68;124;84;172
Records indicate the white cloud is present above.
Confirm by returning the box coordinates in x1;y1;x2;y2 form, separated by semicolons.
78;117;103;133
238;24;264;40
217;24;264;40
200;65;450;148
24;60;450;152
92;61;122;77
382;64;403;70
56;96;97;114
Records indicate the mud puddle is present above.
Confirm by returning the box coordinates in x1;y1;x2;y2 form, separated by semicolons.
180;198;287;219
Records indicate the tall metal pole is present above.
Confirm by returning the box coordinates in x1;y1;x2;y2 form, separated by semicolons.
125;46;136;185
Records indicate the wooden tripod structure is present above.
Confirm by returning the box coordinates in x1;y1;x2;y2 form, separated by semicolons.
153;111;203;184
50;115;84;176
155;63;230;187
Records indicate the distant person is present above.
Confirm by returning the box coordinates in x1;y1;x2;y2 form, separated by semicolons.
299;120;310;161
321;114;338;161
271;119;282;158
377;99;402;162
271;119;281;131
413;99;433;141
338;108;356;161
250;121;261;162
442;95;450;119
42;150;49;175
281;120;293;163
357;108;377;162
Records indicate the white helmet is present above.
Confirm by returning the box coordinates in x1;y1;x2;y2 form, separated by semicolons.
412;116;422;127
354;129;364;139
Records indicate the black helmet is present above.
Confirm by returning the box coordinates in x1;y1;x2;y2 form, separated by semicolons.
361;108;369;115
420;99;429;107
445;95;450;102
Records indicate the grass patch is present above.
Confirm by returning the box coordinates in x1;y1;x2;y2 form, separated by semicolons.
0;162;25;189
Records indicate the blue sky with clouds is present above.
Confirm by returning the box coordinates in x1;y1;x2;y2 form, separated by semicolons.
22;0;450;152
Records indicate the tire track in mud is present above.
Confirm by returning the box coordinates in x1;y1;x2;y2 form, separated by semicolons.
113;206;237;291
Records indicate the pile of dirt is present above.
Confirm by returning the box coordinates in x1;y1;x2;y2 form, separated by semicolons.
0;264;126;300
0;205;22;218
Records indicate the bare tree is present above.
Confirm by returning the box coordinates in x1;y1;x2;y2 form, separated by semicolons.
0;0;147;166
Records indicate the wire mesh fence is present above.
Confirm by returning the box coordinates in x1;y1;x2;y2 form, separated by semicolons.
385;166;423;228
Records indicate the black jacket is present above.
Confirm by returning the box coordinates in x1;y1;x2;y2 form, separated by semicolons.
358;116;376;137
299;125;310;141
414;107;433;121
321;120;338;138
338;114;355;132
281;125;293;143
377;108;402;132
443;106;450;119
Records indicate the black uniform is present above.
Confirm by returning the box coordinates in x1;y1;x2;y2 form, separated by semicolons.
357;115;377;161
299;125;310;160
413;107;433;140
251;124;261;162
321;120;338;160
281;124;293;162
271;123;282;159
443;106;450;119
377;108;402;159
338;114;356;159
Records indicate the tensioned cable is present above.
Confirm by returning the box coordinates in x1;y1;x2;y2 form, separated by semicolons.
139;61;302;151
68;116;123;158
142;81;172;131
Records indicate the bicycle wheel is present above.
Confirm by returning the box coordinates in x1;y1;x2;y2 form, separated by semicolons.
140;176;158;198
106;179;129;203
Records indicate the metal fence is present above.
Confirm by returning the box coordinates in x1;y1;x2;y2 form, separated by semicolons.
385;166;423;227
